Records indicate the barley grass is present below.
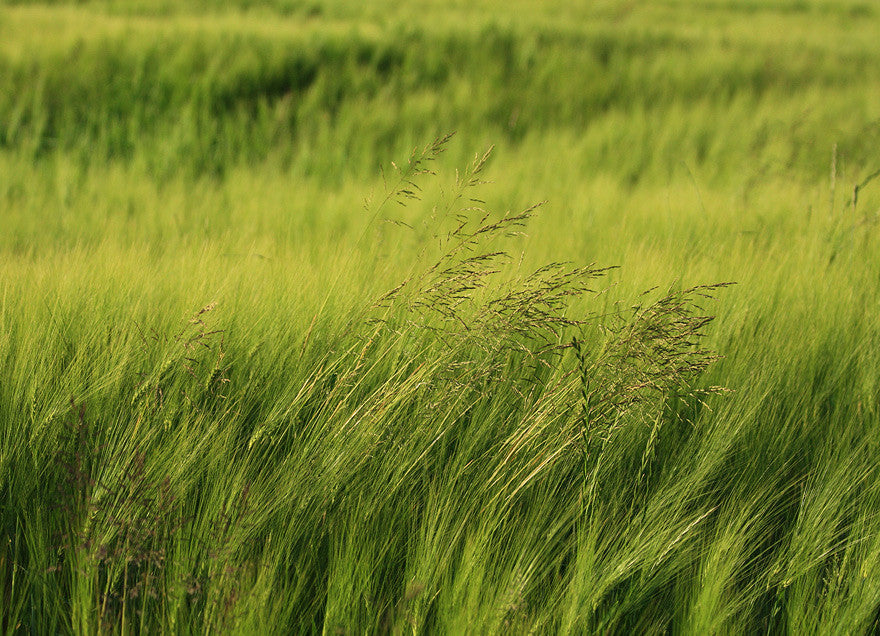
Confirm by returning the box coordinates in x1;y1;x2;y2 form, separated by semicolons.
2;0;880;633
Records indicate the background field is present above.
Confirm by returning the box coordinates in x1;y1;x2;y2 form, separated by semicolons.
2;0;880;633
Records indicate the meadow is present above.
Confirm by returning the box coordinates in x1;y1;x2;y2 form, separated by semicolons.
2;0;880;633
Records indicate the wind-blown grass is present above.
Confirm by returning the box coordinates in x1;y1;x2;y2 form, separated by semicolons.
2;0;880;633
1;140;732;633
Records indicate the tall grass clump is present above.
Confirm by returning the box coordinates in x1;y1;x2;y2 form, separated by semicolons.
247;139;733;631
0;137;733;634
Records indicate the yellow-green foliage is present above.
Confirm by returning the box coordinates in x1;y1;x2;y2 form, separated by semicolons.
2;0;880;633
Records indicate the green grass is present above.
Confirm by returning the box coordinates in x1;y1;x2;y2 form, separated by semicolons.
2;0;880;633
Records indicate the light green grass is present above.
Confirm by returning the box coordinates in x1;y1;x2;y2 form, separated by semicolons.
2;0;880;633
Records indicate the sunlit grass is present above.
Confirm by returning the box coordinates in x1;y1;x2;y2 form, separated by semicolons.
2;0;880;633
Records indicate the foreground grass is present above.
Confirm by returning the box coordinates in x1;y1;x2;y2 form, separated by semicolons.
2;0;880;633
3;145;879;634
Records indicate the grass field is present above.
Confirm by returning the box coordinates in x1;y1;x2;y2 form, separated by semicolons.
2;0;880;633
